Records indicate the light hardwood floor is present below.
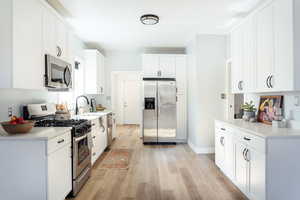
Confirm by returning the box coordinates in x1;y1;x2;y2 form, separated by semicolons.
70;125;248;200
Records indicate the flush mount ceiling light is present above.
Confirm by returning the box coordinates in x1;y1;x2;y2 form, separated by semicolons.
140;14;159;25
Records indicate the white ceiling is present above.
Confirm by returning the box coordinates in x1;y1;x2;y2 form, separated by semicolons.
58;0;265;51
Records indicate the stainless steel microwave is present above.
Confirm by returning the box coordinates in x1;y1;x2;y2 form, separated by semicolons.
45;54;72;89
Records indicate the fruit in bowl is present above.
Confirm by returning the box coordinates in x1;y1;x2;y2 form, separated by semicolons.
1;116;34;134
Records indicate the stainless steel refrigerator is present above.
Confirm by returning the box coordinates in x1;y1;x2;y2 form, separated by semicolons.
142;78;177;144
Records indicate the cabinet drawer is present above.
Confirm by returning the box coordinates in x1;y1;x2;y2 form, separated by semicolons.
91;118;100;128
235;131;265;153
215;122;234;134
48;131;71;155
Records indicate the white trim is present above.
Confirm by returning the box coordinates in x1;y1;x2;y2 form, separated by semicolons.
188;141;215;154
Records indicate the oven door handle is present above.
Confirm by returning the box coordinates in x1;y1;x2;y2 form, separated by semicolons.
74;134;87;142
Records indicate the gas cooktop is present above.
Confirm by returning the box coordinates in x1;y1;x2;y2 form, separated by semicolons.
34;119;88;127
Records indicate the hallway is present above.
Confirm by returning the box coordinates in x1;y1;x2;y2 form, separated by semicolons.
71;125;247;200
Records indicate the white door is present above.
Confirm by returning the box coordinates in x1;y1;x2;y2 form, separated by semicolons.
235;141;248;194
248;147;266;200
159;55;176;78
123;80;140;124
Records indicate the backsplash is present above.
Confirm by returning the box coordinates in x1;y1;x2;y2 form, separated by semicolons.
0;89;59;121
244;92;300;126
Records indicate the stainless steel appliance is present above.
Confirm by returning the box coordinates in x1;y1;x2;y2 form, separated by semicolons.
106;113;115;148
23;103;92;197
45;54;72;89
142;78;177;144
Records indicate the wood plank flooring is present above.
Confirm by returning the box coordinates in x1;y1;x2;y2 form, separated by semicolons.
69;125;247;200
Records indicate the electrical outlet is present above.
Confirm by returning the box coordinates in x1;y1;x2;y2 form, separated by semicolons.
8;107;13;118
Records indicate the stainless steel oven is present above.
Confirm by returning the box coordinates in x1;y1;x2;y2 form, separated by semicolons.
45;54;72;89
72;123;92;196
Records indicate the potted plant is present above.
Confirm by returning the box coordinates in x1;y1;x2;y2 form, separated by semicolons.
241;101;257;121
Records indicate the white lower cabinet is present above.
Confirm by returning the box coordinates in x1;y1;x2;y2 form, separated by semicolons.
91;116;108;165
215;121;266;200
48;143;72;200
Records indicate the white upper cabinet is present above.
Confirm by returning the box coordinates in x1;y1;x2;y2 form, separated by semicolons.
0;0;74;90
85;49;105;95
142;54;176;78
159;55;176;78
231;0;300;93
43;5;69;61
142;54;160;77
8;0;45;90
231;26;244;93
256;3;274;92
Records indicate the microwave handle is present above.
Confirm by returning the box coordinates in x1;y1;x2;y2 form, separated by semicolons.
63;66;71;87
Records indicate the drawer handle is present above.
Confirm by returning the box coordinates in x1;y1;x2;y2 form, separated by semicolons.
93;136;96;139
221;128;226;131
243;137;251;141
57;139;65;144
92;123;96;126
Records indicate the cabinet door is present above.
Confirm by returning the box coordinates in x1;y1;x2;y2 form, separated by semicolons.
48;145;72;200
92;129;101;165
248;147;266;200
176;94;187;141
273;0;294;91
85;50;98;94
142;54;159;77
13;0;44;90
224;131;235;180
231;27;244;93
215;130;225;170
56;18;68;60
97;53;105;94
43;8;56;56
256;3;274;92
235;141;248;194
159;55;176;78
242;17;256;92
175;56;187;95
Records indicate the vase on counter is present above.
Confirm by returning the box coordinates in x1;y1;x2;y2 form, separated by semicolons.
243;111;255;121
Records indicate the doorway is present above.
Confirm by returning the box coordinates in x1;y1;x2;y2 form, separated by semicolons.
111;71;142;126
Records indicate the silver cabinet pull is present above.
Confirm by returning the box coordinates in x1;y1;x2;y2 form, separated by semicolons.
245;149;250;162
221;128;226;131
269;75;274;88
243;137;251;141
57;139;65;144
242;148;247;161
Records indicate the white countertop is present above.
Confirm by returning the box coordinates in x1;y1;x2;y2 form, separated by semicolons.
73;110;113;120
0;126;72;141
216;119;300;138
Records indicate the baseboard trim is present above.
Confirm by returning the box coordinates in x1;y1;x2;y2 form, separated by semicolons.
188;141;215;154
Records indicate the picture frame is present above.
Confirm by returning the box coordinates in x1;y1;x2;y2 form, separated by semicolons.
257;96;284;125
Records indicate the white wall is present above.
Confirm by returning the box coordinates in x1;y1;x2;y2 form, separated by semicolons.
0;89;58;121
186;35;227;154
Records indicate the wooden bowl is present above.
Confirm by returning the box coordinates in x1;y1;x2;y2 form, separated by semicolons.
1;121;34;134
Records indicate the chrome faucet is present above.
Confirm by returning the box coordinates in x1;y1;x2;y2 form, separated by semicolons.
75;95;90;115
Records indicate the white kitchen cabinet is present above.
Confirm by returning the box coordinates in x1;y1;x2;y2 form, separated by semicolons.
248;147;266;200
230;0;300;93
85;49;105;95
215;128;226;170
234;141;248;194
256;2;274;92
0;0;45;89
0;129;72;200
231;26;244;93
159;55;176;78
175;56;187;94
176;94;187;141
142;54;160;77
48;142;72;200
142;54;176;78
43;5;69;61
100;116;108;153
